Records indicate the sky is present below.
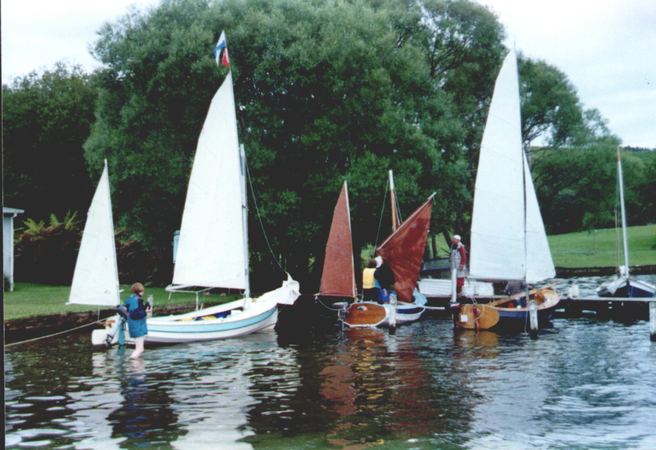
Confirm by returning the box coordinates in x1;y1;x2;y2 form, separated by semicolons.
2;0;655;148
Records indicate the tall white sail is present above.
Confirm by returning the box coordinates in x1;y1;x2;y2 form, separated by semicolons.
172;72;248;290
470;50;554;283
68;161;120;306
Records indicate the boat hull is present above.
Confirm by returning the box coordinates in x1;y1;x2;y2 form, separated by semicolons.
342;301;425;328
452;287;560;332
597;276;655;298
93;279;300;345
145;301;278;343
418;277;494;298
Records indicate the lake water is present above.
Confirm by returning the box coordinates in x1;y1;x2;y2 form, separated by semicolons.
5;276;656;449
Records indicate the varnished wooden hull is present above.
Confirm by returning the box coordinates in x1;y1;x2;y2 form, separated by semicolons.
342;301;425;328
452;287;560;331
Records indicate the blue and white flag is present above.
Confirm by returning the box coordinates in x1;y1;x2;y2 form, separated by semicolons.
214;31;230;68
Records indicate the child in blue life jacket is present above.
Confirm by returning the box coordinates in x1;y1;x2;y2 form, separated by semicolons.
124;282;150;359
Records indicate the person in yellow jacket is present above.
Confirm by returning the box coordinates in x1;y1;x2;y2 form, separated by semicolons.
362;258;379;301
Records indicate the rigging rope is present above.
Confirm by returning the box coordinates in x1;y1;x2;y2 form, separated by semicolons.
245;161;286;275
5;319;106;348
314;295;349;312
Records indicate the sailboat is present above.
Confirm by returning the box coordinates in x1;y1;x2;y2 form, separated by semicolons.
68;160;120;309
597;147;655;298
452;50;559;331
342;172;433;327
93;50;300;345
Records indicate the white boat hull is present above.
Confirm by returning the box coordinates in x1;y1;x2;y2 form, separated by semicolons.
597;275;656;298
93;278;300;345
418;278;494;298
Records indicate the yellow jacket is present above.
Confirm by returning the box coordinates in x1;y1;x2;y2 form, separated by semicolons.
362;268;376;289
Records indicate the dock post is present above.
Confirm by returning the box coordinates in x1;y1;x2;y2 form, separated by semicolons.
389;293;397;332
650;301;656;342
529;300;538;339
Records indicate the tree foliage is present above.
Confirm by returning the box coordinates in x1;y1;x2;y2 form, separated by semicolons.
4;0;638;287
3;63;97;220
532;146;655;235
86;0;491;286
519;57;620;148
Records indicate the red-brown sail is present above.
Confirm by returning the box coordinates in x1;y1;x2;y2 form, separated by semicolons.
319;182;357;298
377;195;434;302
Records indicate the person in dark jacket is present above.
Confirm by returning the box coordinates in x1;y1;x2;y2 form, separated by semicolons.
373;255;395;303
124;282;150;359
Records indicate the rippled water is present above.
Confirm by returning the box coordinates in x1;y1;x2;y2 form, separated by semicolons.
5;279;656;449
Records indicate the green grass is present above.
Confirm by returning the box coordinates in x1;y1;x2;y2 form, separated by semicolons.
3;283;239;321
548;224;656;267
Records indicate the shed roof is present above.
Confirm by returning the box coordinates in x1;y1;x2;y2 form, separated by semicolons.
3;207;25;216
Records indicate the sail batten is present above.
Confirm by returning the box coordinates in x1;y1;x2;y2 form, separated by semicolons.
377;196;433;302
68;161;120;306
319;182;357;298
470;50;554;283
172;72;248;289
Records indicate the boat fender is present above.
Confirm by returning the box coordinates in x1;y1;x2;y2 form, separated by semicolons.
116;305;128;319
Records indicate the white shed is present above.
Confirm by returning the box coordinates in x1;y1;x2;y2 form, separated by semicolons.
3;207;24;291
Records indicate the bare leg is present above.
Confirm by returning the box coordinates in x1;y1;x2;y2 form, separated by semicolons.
131;336;145;358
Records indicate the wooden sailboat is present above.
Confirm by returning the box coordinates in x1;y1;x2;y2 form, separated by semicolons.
342;173;434;328
597;147;655;298
452;50;560;332
93;39;300;345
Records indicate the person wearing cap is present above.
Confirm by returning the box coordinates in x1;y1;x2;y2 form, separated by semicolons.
373;255;395;303
450;234;468;296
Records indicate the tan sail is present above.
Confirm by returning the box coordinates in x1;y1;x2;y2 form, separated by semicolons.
377;195;434;302
319;181;357;298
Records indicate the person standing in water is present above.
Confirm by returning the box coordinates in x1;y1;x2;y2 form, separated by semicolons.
124;282;150;359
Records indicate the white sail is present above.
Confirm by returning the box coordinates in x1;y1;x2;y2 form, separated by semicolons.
68;161;120;306
172;72;248;290
524;151;556;281
470;50;554;283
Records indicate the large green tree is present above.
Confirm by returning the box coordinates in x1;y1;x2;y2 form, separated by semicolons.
519;57;620;148
3;63;97;220
86;0;469;287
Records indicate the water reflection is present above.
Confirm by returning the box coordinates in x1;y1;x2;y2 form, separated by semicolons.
5;308;656;449
107;352;184;447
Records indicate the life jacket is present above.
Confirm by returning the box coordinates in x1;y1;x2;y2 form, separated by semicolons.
362;268;376;289
129;295;147;320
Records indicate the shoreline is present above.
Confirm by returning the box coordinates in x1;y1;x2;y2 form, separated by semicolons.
555;265;656;277
3;303;220;345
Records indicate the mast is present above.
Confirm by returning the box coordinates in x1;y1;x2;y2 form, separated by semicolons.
240;143;251;297
617;146;630;276
389;170;399;232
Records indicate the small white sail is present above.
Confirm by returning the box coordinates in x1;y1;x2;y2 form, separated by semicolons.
172;72;248;290
470;50;554;283
524;151;556;282
68;161;120;306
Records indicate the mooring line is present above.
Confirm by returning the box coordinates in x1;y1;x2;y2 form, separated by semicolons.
4;319;106;348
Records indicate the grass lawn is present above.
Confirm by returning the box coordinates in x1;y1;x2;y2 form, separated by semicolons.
548;224;656;268
3;283;239;321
